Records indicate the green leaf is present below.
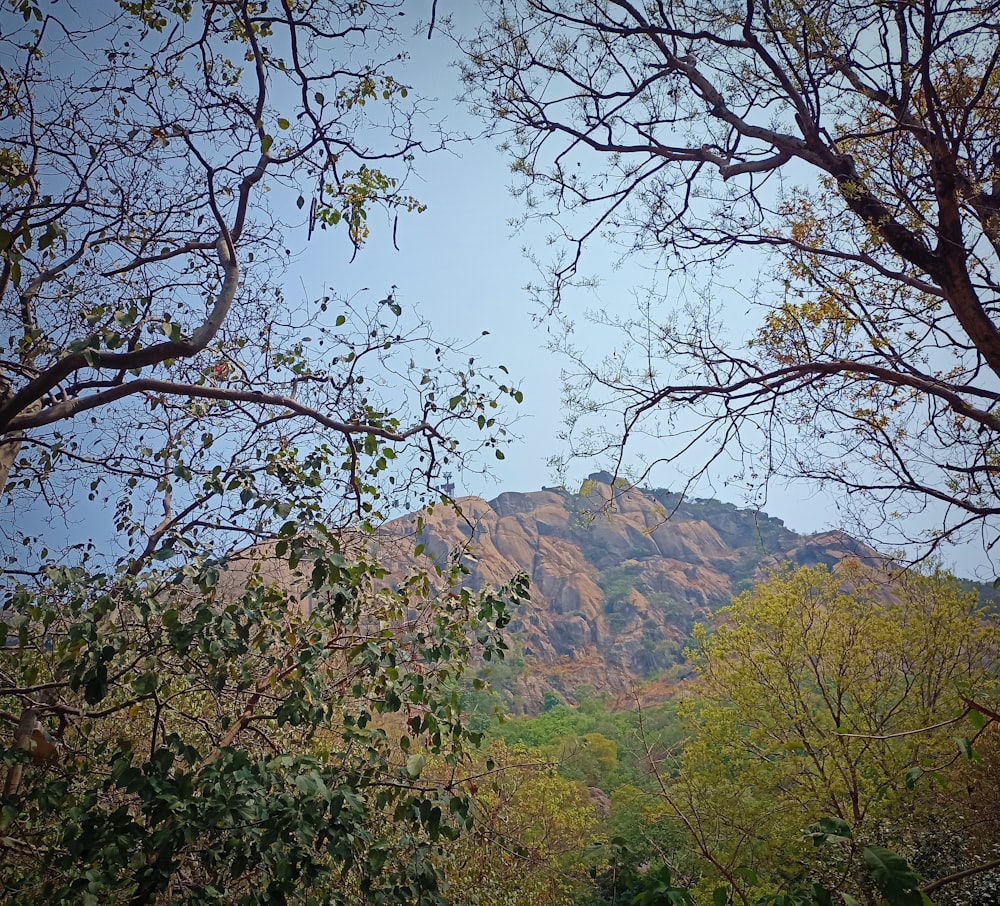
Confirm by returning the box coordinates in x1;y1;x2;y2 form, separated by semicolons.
840;896;863;906
132;672;158;695
261;134;274;154
1;805;19;831
405;754;427;778
809;885;834;906
734;866;758;885
806;816;854;845
277;117;290;130
863;846;923;905
84;662;109;704
38;221;66;250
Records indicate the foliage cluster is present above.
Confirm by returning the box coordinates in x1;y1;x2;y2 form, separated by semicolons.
0;530;529;903
1;0;528;902
472;564;1000;906
436;741;605;906
668;563;1000;905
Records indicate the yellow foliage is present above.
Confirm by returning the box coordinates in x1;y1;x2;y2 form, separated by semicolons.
436;741;605;906
667;562;1000;897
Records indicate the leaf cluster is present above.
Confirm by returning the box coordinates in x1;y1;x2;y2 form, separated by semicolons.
1;531;529;903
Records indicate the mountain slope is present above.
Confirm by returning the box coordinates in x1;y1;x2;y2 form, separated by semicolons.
383;473;882;710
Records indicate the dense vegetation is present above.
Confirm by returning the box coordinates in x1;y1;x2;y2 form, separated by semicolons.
455;564;1000;906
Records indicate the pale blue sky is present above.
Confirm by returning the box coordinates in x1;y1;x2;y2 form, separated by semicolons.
302;8;994;577
8;2;990;578
298;19;840;526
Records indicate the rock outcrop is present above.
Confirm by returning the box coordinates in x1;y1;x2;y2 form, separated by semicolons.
381;473;883;711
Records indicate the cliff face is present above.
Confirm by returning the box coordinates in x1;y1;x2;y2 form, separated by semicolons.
383;473;881;711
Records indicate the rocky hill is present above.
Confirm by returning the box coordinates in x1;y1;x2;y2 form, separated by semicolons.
382;472;884;711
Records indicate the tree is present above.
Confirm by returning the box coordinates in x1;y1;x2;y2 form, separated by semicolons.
461;0;1000;553
435;740;605;906
2;0;519;538
652;563;1000;905
1;548;528;903
1;0;526;901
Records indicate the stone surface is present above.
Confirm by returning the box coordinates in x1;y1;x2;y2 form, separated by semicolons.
381;475;882;711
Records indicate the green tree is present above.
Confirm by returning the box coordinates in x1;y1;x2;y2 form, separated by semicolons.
656;563;999;905
554;731;619;788
1;0;526;901
579;785;694;906
461;0;1000;553
436;741;604;906
1;549;528;903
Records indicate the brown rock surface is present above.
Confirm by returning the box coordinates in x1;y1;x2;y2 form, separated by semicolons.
381;474;882;711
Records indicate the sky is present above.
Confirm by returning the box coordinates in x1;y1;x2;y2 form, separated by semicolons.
292;14;861;543
8;1;991;578
292;21;608;493
300;6;996;578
